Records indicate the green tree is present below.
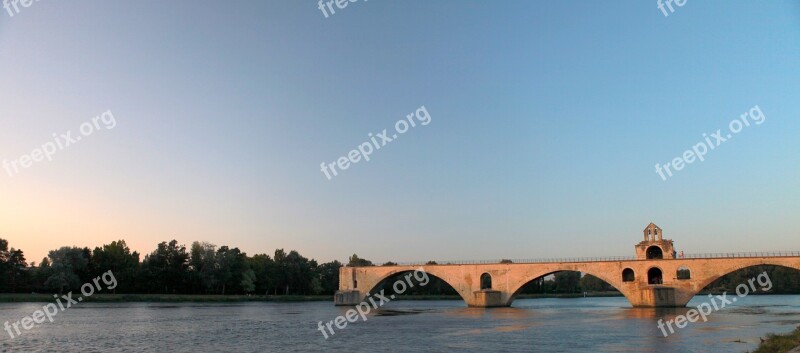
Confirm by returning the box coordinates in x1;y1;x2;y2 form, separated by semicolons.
189;241;218;294
283;250;317;295
0;239;27;293
240;269;256;294
215;246;250;295
273;249;289;294
92;240;139;293
0;239;10;291
31;257;53;292
317;260;342;295
553;272;581;293
77;247;94;285
6;249;27;293
579;274;613;292
348;254;373;267
44;247;89;294
248;253;275;295
142;240;189;294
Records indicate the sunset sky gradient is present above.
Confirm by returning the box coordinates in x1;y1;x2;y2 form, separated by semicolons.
1;1;799;264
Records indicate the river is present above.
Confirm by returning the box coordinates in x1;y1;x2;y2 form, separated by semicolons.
2;295;799;352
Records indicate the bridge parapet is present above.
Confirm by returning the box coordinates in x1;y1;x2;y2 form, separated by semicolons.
682;251;800;259
361;251;800;267
368;256;635;266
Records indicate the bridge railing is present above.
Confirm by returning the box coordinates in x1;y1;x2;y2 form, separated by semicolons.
682;251;800;259
358;252;800;267
367;256;636;267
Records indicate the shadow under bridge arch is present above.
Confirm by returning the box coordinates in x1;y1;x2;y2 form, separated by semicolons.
365;268;468;306
506;266;636;307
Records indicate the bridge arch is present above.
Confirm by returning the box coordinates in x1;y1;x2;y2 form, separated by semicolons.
363;268;469;305
506;267;635;307
690;261;800;299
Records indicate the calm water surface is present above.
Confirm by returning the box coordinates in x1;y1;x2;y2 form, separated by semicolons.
1;295;799;352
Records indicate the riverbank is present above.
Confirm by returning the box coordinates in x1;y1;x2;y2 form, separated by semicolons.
0;292;623;303
0;293;331;303
754;326;800;353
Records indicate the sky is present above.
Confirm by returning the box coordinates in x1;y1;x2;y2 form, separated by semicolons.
1;1;799;265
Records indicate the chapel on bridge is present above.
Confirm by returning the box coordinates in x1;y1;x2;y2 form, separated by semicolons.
635;223;676;260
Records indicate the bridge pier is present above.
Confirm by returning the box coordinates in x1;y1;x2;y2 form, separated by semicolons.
471;290;506;307
630;287;679;307
334;290;362;306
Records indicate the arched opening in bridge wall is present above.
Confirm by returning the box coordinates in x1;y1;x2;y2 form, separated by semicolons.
367;270;463;305
646;246;663;259
480;273;492;290
510;270;620;306
677;266;691;280
647;267;663;285
622;268;635;282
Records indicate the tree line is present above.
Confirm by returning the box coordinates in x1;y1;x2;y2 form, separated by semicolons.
0;238;348;295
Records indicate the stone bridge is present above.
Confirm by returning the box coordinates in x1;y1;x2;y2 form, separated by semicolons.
335;224;800;307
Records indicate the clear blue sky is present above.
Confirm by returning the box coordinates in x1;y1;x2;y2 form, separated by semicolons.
1;1;799;264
